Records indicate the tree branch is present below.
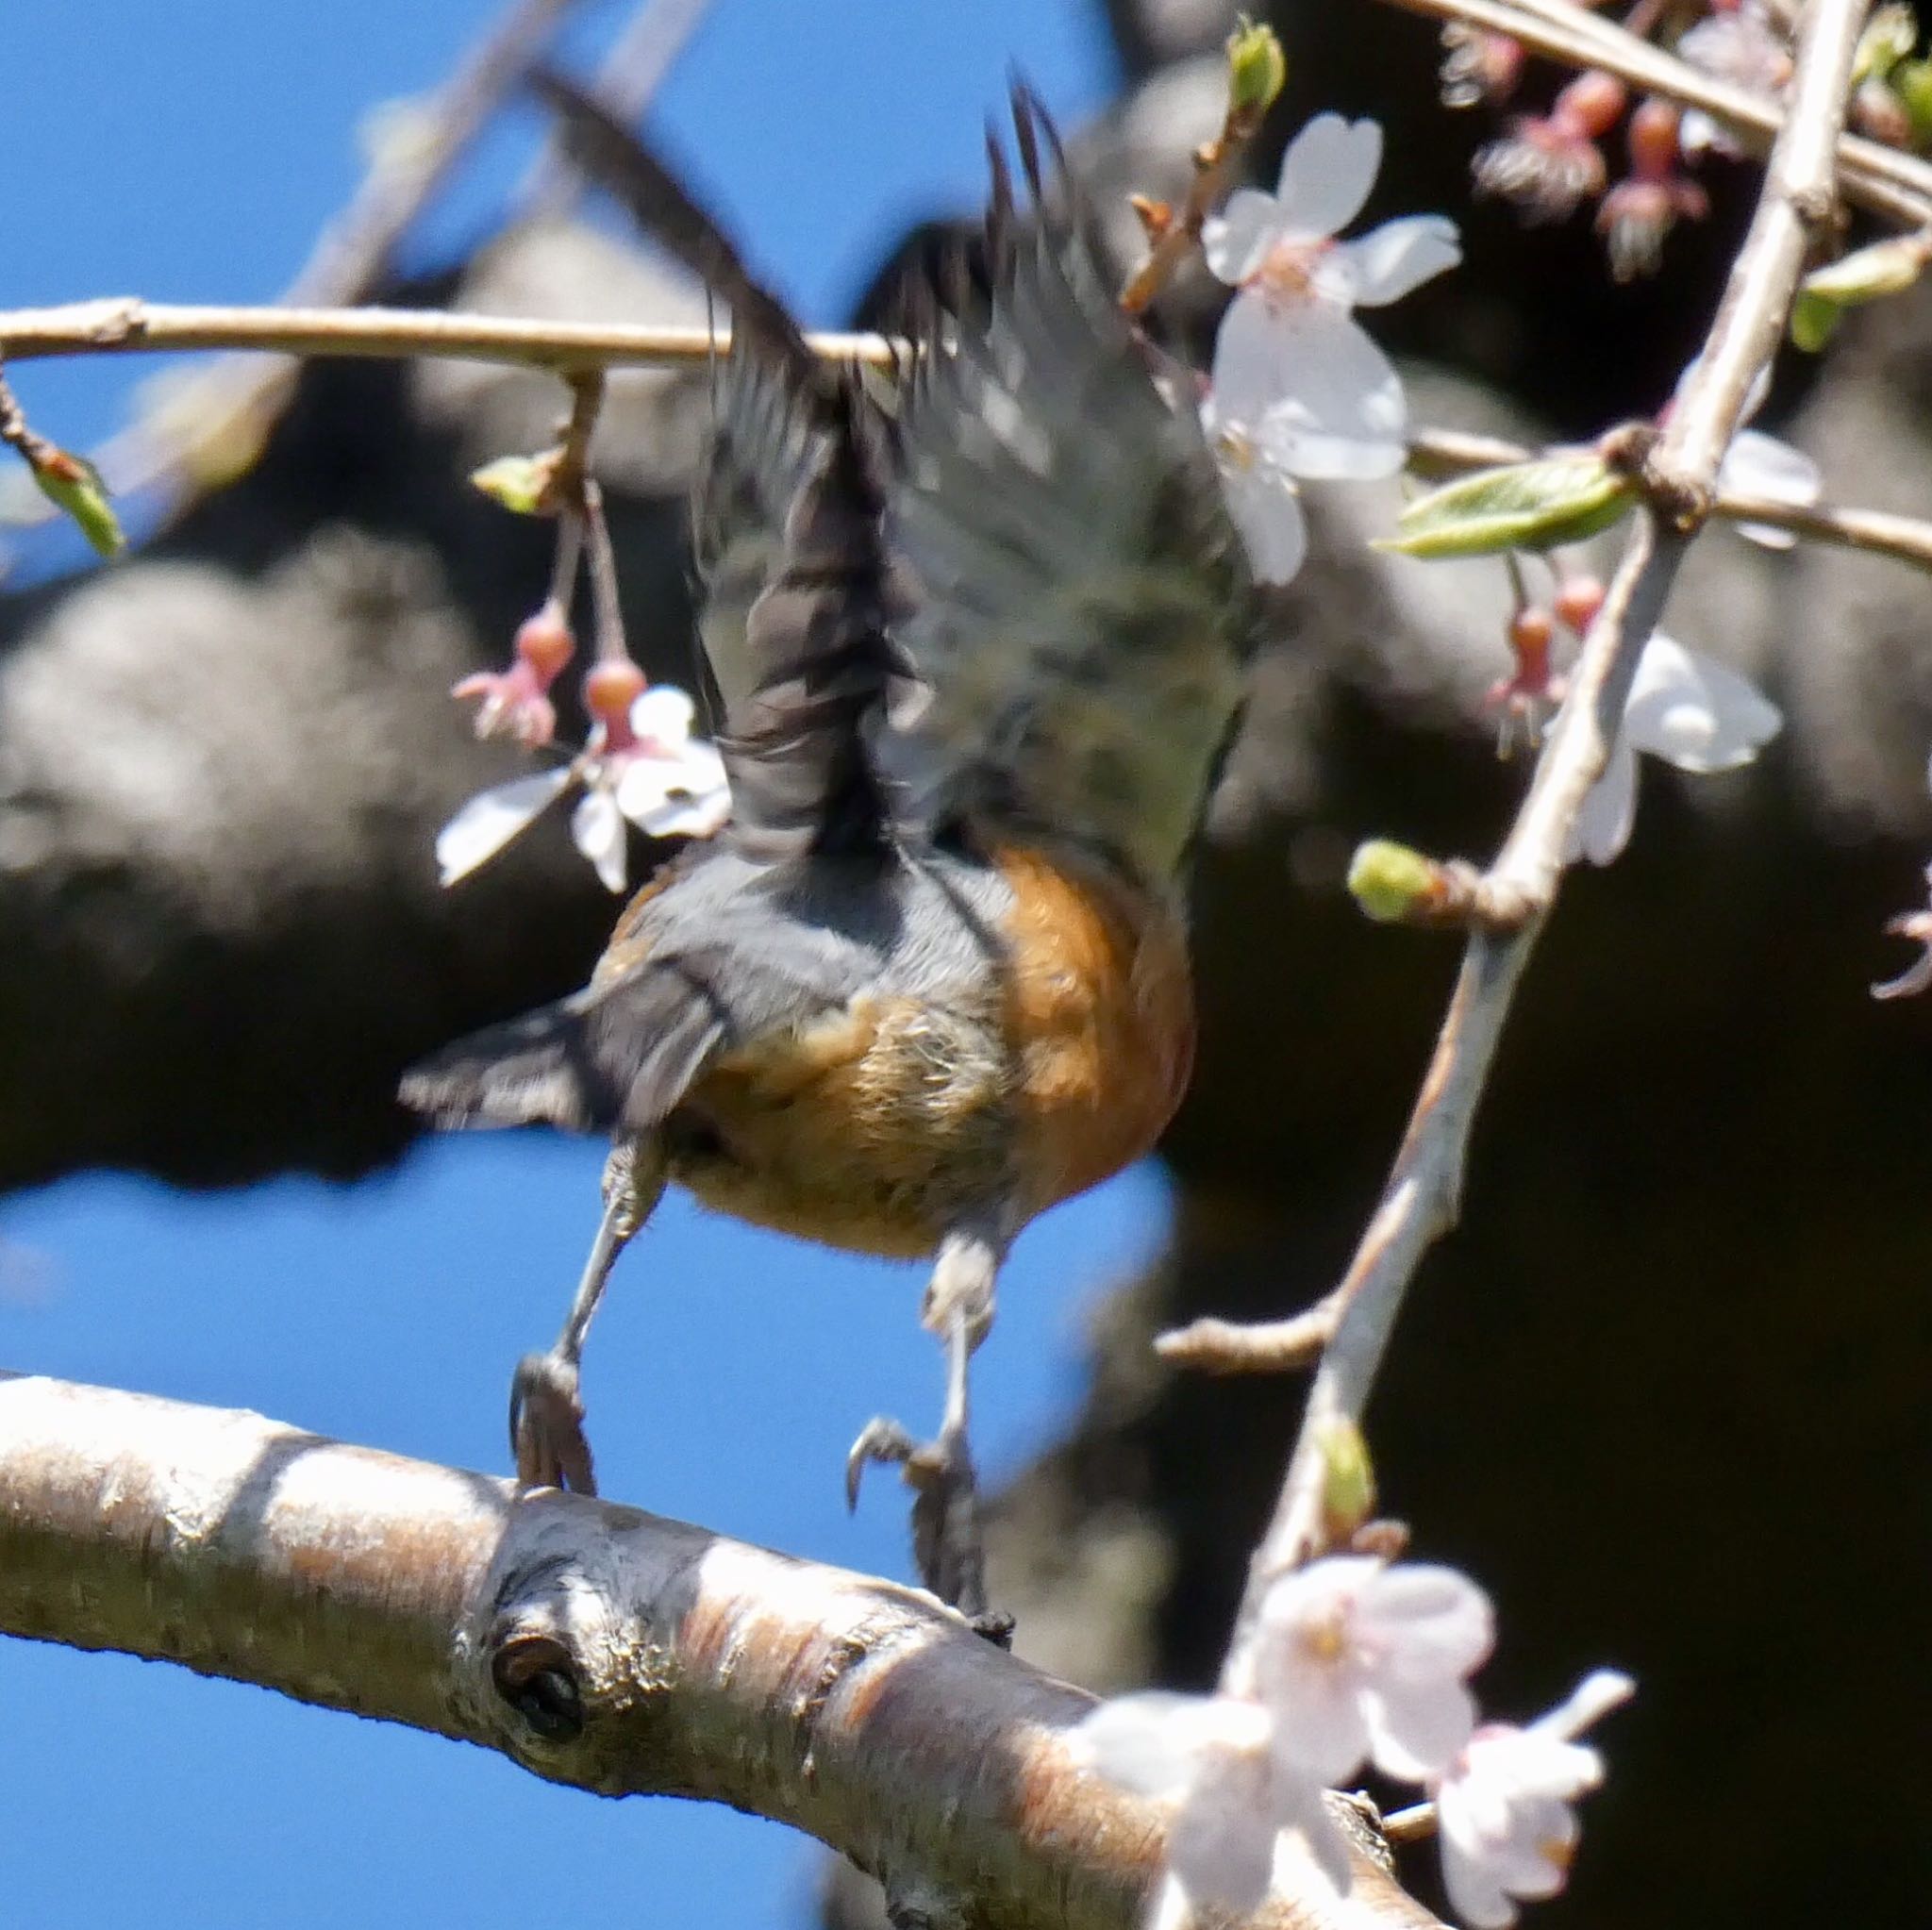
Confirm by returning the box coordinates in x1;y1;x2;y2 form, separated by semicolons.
0;1371;1440;1930
0;299;893;374
1212;0;1870;1671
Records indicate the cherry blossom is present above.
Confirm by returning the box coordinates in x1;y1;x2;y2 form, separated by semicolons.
1433;1670;1635;1929
1569;632;1782;867
1677;2;1791;158
1597;100;1707;283
1205;113;1461;484
1073;1692;1348;1917
1474;70;1625;222
1257;1555;1491;1786
452;602;575;749
1201;395;1307;585
436;679;729;890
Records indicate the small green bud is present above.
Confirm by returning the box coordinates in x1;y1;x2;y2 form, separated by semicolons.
1854;4;1917;84
32;449;124;557
1317;1418;1377;1541
1225;18;1287;117
1348;840;1441;923
470;448;567;515
1378;456;1636;559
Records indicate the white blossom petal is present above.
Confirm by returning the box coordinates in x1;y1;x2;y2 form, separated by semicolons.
1223;457;1308;584
1214;297;1407;478
1721;428;1821;549
1359;1563;1495;1681
1071;1692;1269;1799
1167;1744;1280;1917
1533;1669;1636;1742
572;785;628;893
1324;215;1462;308
1365;1678;1478;1784
1571;735;1640;866
631;683;700;744
1205;188;1291;285
1274;113;1383;241
1271;1793;1357;1904
435;766;573;888
1624;634;1781;773
614;740;732;840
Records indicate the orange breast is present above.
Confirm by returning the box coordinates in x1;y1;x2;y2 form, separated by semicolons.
991;841;1195;1216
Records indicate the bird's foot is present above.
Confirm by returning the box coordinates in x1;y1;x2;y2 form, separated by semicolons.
509;1350;598;1495
845;1416;986;1617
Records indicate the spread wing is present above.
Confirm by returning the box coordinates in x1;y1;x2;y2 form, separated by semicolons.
884;94;1258;885
532;71;908;865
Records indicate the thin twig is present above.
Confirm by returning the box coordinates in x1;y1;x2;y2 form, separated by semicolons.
1156;1301;1342;1373
0;300;894;374
35;0;601;531
1407;424;1932;574
0;365;62;474
0;1371;1444;1930
1385;0;1932;225
1216;0;1870;1679
1119;91;1272;314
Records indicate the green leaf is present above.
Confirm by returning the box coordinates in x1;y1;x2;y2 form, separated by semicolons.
470;449;566;515
1379;456;1635;559
1790;237;1931;352
1224;17;1287;116
32;451;124;557
1854;4;1917;84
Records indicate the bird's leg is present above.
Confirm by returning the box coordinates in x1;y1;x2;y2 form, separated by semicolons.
510;1136;665;1496
846;1216;1008;1619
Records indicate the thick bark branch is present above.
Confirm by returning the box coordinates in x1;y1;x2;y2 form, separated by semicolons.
0;1371;1440;1930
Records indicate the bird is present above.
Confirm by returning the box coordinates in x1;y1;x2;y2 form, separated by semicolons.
402;75;1260;1617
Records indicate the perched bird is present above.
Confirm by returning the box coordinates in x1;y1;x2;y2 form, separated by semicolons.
403;76;1260;1615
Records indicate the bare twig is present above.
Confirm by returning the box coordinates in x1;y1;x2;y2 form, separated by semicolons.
1119;89;1272;313
1156;1301;1344;1373
0;365;63;475
1384;0;1932;225
0;1371;1442;1930
24;0;600;531
0;300;893;374
1215;0;1869;1675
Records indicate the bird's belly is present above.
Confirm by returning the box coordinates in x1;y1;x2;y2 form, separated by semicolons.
663;993;1013;1258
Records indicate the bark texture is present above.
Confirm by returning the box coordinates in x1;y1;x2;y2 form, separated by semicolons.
0;1371;1435;1930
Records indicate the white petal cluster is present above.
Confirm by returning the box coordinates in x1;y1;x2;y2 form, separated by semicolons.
436;683;730;890
1202;115;1461;585
1570;634;1782;866
1076;1556;1624;1926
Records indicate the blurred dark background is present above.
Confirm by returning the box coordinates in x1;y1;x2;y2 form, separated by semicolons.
4;2;1930;1926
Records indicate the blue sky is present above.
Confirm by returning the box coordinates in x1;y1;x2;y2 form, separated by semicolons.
0;6;1147;1926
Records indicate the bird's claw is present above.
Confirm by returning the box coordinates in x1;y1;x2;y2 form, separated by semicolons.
509;1351;598;1496
844;1414;985;1615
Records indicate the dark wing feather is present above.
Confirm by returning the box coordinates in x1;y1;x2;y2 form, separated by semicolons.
884;91;1257;885
399;969;724;1135
530;70;908;862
